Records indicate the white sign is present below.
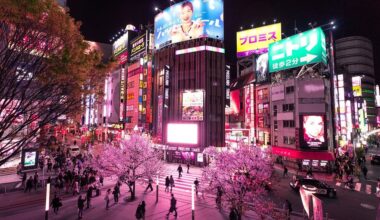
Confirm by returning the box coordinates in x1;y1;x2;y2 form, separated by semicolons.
197;153;204;162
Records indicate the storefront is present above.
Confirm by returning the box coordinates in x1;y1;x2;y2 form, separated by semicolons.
272;146;335;173
152;144;204;166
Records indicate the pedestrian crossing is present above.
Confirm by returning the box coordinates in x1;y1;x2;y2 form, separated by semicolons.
157;168;203;194
335;181;377;195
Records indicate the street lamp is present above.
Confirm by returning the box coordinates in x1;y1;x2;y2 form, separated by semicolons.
154;7;162;12
191;184;195;220
45;178;51;220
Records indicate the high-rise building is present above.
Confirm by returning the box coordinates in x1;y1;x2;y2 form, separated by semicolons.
335;36;376;130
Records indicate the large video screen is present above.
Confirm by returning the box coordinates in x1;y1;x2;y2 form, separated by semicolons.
167;123;198;144
256;53;269;83
154;0;224;49
300;115;327;150
22;149;39;170
182;90;204;121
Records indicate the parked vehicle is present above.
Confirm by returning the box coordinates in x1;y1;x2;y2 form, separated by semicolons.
290;178;337;198
371;154;380;165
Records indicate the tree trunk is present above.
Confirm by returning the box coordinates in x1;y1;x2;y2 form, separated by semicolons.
131;169;136;200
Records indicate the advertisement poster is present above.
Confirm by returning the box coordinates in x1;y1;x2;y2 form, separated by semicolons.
352;76;362;97
256;53;269;83
182;90;204;121
157;95;163;137
230;89;240;114
113;32;128;57
154;0;224;49
21;149;38;170
300;115;327;150
299;187;311;217
237;23;282;57
312;194;323;220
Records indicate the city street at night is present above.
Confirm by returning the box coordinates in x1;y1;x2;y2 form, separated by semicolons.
1;0;380;219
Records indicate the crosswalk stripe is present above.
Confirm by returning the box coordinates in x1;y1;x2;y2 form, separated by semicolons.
355;183;362;192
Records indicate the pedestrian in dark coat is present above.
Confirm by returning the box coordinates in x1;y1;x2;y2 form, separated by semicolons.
166;193;178;217
145;178;153;192
165;176;170;192
187;163;190;174
177;165;183;178
86;186;92;209
169;175;175;192
283;165;288;177
104;189;111;210
77;195;86;219
51;194;62;214
25;176;33;193
362;166;368;179
113;184;120;203
229;207;238;220
33;172;39;191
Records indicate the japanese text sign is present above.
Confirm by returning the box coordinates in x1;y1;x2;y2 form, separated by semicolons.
269;27;327;72
237;23;282;58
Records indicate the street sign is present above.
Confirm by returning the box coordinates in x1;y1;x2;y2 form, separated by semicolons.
269;27;327;73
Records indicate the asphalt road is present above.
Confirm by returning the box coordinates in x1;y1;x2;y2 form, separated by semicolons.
1;162;379;220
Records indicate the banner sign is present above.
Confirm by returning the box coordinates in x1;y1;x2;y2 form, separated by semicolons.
300;115;328;150
312;194;323;220
130;34;146;61
113;32;129;57
154;0;224;49
237;23;282;57
269;27;327;72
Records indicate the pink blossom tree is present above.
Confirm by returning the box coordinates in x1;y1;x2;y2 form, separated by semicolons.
202;144;281;219
91;134;163;200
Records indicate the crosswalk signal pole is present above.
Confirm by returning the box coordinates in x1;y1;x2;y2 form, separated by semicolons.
192;184;195;220
156;175;159;203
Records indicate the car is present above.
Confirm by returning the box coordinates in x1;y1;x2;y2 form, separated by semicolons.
371;154;380;165
290;178;337;198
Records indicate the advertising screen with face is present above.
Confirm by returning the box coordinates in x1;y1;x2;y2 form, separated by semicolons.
300;115;327;150
154;0;224;49
22;149;38;170
182;90;204;121
256;53;269;83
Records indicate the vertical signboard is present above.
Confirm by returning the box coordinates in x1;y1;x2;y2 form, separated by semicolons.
130;34;146;61
157;95;163;137
352;76;362;97
226;65;231;106
269;27;327;72
236;23;282;57
256;53;269;83
120;68;126;122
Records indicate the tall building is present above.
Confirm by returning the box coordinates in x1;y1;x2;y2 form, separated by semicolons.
152;0;225;165
335;36;376;131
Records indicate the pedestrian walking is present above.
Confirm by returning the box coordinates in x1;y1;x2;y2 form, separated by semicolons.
169;175;175;192
216;186;223;208
283;165;288;177
194;178;199;195
362;166;368;179
113;184;120;203
177;164;183;178
187;162;190;174
165;176;170;192
33;171;39;191
86;186;92;209
51;193;62;214
229;207;238;220
166;193;178;218
77;195;86;219
145;177;153;192
25;176;33;193
22;172;27;188
47;159;52;172
73;179;79;195
136;200;146;220
285;199;292;219
104;189;111;210
99;175;104;186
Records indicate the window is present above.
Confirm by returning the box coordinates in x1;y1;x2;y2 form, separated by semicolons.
283;136;296;145
282;103;294;112
283;120;295;128
257;89;268;100
274;136;278;146
286;86;295;94
274;120;278;130
273;105;277;116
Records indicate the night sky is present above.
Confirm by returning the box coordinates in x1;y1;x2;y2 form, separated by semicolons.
67;0;380;81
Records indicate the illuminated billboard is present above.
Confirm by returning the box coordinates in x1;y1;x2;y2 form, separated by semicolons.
21;149;39;170
230;89;240;114
300;115;327;150
130;34;146;61
237;23;282;58
256;53;269;83
154;0;224;49
269;27;327;72
113;32;128;57
167;123;198;144
352;76;362;97
182;90;204;121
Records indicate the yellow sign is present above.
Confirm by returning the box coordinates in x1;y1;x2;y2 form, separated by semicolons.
353;86;362;97
237;23;282;58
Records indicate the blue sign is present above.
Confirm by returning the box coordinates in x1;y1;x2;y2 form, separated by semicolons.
154;0;224;50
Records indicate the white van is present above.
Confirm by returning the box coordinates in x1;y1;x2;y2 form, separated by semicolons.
68;145;81;157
